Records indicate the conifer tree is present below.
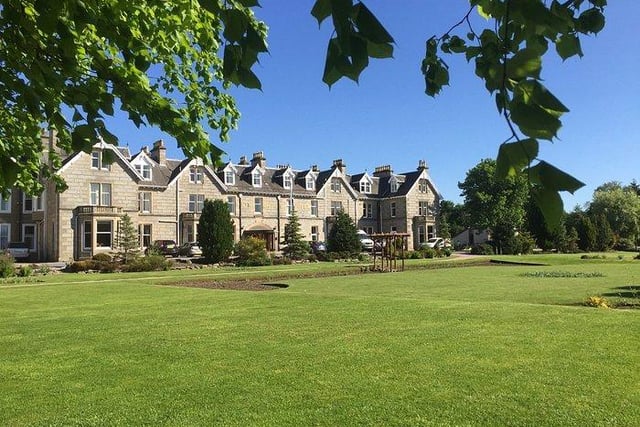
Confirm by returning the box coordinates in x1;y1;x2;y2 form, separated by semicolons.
327;210;360;255
115;213;139;263
282;209;309;260
198;199;234;263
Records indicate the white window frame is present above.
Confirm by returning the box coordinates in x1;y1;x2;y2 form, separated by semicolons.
188;194;205;213
90;183;111;206
23;193;44;213
390;177;398;193
306;176;315;191
91;151;110;171
362;202;373;218
419;179;428;193
419;201;428;216
189;166;203;184
287;198;294;216
140;192;152;213
227;196;236;215
283;174;293;189
330;201;342;216
310;200;318;217
252;171;262;187
135;164;152;181
331;179;341;193
83;221;92;250
96;220;113;249
254;197;263;214
360;180;371;193
140;224;152;249
225;170;235;185
0;223;10;250
1;191;11;213
311;226;318;242
22;224;36;251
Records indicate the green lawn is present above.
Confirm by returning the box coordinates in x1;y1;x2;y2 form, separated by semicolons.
1;254;639;426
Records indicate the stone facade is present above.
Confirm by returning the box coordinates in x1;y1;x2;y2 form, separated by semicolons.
0;132;441;261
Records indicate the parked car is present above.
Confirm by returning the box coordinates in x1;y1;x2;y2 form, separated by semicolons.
420;237;451;249
178;241;203;257
5;242;30;260
147;240;178;256
357;230;374;251
310;241;327;254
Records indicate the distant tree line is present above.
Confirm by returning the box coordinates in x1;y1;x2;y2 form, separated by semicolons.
438;159;640;254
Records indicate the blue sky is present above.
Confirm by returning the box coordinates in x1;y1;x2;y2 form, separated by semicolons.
110;1;640;209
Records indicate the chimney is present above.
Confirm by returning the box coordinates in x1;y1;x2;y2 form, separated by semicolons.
251;151;266;168
417;160;428;171
332;158;346;173
239;155;248;165
373;165;393;177
150;139;166;165
311;164;319;172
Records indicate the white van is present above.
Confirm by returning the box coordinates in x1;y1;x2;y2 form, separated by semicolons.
357;230;374;251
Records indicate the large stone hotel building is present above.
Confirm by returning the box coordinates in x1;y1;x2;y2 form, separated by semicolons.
0;131;441;261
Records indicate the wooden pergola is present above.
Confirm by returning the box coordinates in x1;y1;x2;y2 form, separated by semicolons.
370;233;410;272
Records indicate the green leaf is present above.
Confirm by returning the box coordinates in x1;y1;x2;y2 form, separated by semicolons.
477;5;491;19
311;0;332;26
526;161;585;193
223;9;248;43
556;33;583;60
515;80;569;115
578;8;605;34
237;68;262;90
510;101;561;140
198;0;221;15
237;0;260;7
322;38;345;87
506;49;542;80
72;109;84;123
366;41;393;58
353;2;394;44
531;187;564;231
496;138;539;178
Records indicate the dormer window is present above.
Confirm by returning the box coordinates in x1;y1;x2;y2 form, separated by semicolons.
418;179;428;193
135;164;152;180
389;177;398;193
91;151;110;171
331;178;341;193
283;174;292;189
225;170;235;185
252;170;262;187
360;180;371;193
306;176;315;191
189;166;203;183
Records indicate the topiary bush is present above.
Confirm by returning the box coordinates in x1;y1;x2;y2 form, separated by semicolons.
471;243;494;255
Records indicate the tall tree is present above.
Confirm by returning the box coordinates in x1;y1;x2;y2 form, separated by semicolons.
566;208;596;252
0;0;607;225
327;210;361;255
115;213;139;263
459;158;528;251
198;199;234;263
588;185;640;244
282;209;310;260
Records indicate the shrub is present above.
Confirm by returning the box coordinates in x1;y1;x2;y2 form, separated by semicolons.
16;265;33;277
66;260;93;273
271;256;292;266
615;238;636;251
581;254;607;260
92;253;112;262
123;255;172;272
442;248;452;257
421;247;436;259
306;253;317;262
471;243;494;255
0;253;16;278
234;237;271;266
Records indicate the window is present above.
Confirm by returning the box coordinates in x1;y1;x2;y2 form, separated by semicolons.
360;180;371;193
390;179;398;193
391;202;396;218
254;197;263;214
225;170;235;185
140;224;152;248
22;224;36;251
418;225;426;244
390;226;397;233
135;163;152;180
188;194;204;213
227;196;236;215
418;179;428;193
0;224;9;249
189;166;203;183
140;192;152;213
418;201;428;216
252;171;262;187
362;202;373;218
91;151;110;170
311;226;319;242
427;225;435;239
331;178;341;193
96;221;112;248
330;201;342;216
311;200;318;217
283;174;292;189
90;183;111;206
306;176;315;191
83;221;92;250
1;192;11;213
186;224;195;243
365;226;374;235
287;198;294;216
23;194;44;213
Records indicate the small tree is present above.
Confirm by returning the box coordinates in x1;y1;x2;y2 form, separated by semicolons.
327;210;360;255
593;213;614;252
199;199;234;263
234;236;271;266
282;209;310;260
115;213;139;263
